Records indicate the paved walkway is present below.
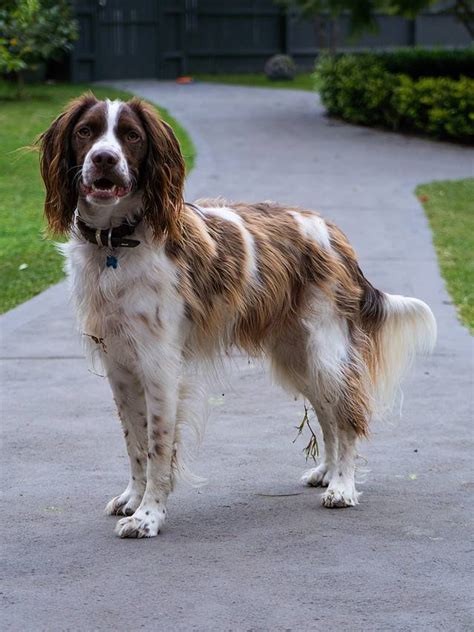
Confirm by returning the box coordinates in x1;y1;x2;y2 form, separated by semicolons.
2;82;473;631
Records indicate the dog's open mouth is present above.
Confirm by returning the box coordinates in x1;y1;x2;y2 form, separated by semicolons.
81;178;131;200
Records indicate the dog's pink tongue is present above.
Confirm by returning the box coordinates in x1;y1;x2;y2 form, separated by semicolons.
92;188;116;199
116;186;129;197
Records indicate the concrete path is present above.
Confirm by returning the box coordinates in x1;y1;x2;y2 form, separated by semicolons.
2;82;473;631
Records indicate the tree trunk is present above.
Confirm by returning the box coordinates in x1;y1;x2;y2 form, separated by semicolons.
329;17;339;55
454;0;474;38
313;14;328;51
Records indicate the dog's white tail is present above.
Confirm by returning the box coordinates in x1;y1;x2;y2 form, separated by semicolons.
373;294;437;409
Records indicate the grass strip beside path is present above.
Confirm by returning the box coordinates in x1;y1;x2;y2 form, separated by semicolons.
0;82;195;313
416;178;474;333
195;73;316;91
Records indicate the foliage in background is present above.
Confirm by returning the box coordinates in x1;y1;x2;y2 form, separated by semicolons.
355;47;474;79
278;0;473;50
0;0;77;95
417;179;474;332
0;81;195;313
315;53;474;142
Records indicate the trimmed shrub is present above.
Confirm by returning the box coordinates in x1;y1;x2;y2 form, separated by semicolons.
317;55;397;126
264;54;297;80
315;54;474;143
393;75;474;140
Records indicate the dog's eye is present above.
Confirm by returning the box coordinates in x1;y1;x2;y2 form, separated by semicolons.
77;127;91;138
127;130;140;142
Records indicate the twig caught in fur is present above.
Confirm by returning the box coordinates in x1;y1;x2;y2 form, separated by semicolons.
293;403;319;461
82;332;107;353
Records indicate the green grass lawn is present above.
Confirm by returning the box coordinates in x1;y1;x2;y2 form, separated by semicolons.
195;73;317;91
416;178;474;333
0;81;195;314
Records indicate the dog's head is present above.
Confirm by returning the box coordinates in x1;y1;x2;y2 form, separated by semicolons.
38;93;185;240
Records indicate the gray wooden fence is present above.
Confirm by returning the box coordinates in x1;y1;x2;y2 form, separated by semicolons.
71;0;471;82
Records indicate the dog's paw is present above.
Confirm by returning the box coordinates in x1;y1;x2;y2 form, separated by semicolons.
301;463;332;488
321;484;360;508
115;507;166;539
105;490;142;517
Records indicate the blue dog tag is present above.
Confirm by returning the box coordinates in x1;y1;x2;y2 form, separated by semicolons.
106;255;118;269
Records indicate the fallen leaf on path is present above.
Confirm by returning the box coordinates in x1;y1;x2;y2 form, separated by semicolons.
208;396;225;406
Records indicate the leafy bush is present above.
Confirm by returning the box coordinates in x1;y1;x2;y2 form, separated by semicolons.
315;54;474;142
349;48;474;80
317;55;397;126
264;54;297;80
393;75;474;140
0;0;77;92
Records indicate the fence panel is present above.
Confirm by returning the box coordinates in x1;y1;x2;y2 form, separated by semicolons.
71;0;471;82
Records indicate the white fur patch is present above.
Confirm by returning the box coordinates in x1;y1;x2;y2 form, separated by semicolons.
106;99;122;140
82;99;129;191
201;206;258;280
94;99;123;153
290;211;331;250
304;291;350;394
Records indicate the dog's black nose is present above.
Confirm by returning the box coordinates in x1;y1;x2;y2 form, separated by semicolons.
91;150;119;166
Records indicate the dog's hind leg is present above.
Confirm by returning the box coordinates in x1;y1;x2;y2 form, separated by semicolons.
300;399;338;488
305;344;370;508
301;382;365;507
272;357;340;489
307;356;370;508
321;421;360;507
273;297;370;507
269;327;339;490
104;361;148;517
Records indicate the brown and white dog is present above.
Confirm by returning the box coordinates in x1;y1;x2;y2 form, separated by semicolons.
38;94;436;538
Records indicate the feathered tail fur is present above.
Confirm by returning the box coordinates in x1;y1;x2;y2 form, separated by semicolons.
368;291;437;410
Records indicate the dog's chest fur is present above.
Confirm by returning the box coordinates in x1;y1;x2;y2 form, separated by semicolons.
62;236;186;358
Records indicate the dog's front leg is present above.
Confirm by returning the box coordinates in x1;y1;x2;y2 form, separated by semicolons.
104;360;148;517
115;346;180;539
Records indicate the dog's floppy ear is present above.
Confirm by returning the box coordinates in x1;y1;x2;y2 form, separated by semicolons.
129;99;185;242
38;93;98;234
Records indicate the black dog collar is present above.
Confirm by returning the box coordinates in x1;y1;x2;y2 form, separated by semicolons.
75;202;204;250
76;215;141;249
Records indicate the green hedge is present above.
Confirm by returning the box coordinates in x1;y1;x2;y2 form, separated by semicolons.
343;48;474;80
316;54;474;142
